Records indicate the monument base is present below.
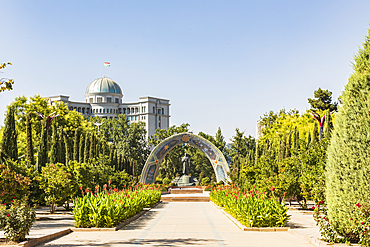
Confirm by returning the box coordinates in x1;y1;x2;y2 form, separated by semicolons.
174;175;199;186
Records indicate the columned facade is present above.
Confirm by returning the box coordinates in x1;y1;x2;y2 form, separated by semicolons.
48;77;170;138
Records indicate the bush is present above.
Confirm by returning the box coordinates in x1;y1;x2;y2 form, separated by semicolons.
73;184;161;228
162;177;171;185
0;163;31;204
210;185;290;227
204;185;213;191
201;177;210;185
38;163;73;213
0;199;36;242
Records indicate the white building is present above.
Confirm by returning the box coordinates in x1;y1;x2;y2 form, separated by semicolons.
48;77;170;137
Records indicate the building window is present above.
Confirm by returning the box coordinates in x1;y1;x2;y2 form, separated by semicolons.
123;108;126;114
107;97;112;103
159;116;161;121
162;108;164;115
99;109;102;113
159;122;161;128
135;108;138;113
115;98;119;103
135;116;137;121
89;98;93;103
153;107;155;113
110;109;112;113
103;109;106;113
97;97;102;103
158;109;161;114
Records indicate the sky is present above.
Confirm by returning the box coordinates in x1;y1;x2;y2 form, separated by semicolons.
1;1;370;142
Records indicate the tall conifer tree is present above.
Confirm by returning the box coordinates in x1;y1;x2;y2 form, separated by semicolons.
326;27;370;237
59;127;66;164
84;132;90;163
0;106;18;160
89;133;95;160
49;124;60;164
79;133;85;163
26;112;35;165
324;109;333;138
38;119;48;170
311;123;318;145
64;134;71;165
73;128;79;161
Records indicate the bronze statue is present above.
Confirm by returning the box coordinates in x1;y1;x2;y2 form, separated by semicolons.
182;153;190;175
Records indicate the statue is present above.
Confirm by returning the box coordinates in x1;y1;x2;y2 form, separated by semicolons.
182;153;190;175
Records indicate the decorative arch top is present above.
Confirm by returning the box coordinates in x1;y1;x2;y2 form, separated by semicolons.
140;133;230;184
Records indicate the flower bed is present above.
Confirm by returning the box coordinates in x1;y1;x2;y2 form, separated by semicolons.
210;185;290;227
73;183;161;228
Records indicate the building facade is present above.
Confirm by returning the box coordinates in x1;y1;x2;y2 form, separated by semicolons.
48;77;170;137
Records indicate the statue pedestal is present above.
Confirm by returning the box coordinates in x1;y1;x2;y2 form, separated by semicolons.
176;175;199;186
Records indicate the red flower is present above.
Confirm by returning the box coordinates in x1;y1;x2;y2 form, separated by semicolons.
6;214;10;217
80;186;83;190
12;200;14;203
13;197;16;199
76;198;78;201
312;206;315;210
350;218;353;220
85;188;89;193
356;203;361;207
361;222;365;225
3;203;6;205
283;192;287;197
319;201;323;205
363;231;366;235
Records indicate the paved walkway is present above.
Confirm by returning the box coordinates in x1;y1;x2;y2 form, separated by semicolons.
38;202;315;247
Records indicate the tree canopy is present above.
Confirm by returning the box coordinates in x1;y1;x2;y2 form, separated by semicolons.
0;62;14;92
308;88;337;112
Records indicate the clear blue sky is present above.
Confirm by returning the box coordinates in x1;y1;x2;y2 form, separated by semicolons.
1;1;370;142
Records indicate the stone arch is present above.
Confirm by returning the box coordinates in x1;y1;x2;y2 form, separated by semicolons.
140;133;231;184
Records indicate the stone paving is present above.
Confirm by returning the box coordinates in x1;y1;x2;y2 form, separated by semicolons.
36;202;315;247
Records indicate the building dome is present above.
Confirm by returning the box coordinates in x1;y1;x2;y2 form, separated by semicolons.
85;77;122;95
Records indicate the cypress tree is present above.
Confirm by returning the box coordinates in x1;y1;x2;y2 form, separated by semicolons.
326;27;370;237
102;139;107;157
64;133;71;165
0;106;18;160
89;133;95;160
73;128;79;161
26;112;35;166
79;132;85;163
95;136;101;158
84;132;90;163
109;145;114;166
307;131;311;147
324;109;333;138
49;124;59;164
38;119;48;170
59;127;66;164
311;123;318;145
286;131;292;157
279;134;286;160
117;153;121;171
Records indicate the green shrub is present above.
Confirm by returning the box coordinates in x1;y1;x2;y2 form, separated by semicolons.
210;185;290;227
326;27;370;239
162;177;171;185
0;200;36;242
38;163;73;213
0;163;31;204
73;184;161;228
201;177;210;185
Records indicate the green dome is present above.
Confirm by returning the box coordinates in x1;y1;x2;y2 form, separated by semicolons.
86;77;122;94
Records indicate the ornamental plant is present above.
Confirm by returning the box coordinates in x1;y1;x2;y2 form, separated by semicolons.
313;200;341;243
73;183;161;228
353;203;370;246
210;185;290;227
326;26;370;239
38;163;73;213
0;199;36;242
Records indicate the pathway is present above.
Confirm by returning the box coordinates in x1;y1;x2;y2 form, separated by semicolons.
38;202;315;247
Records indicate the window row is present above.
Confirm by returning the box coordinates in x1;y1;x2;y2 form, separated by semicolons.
87;97;121;104
93;108;118;114
152;107;165;115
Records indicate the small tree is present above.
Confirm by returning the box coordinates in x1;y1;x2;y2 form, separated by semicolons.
78;132;85;163
73;128;79;161
26;112;35;166
308;88;337;112
38;163;73;213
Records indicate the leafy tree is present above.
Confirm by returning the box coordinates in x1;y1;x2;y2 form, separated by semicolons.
59;127;66;164
0;62;14;92
38;119;48;170
49;124;60;164
1;107;18;161
326;27;370;239
0;164;31;203
73;129;79;161
79;133;85;163
308;88;337;112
